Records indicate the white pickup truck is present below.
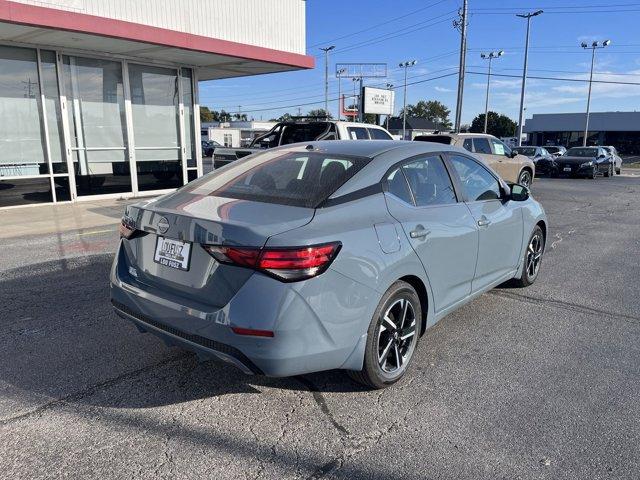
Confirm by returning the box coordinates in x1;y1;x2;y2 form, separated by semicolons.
213;120;394;169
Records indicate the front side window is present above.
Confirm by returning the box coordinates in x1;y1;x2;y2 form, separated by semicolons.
490;138;511;156
186;150;369;208
448;155;501;202
472;137;492;154
368;128;393;140
348;127;369;140
401;156;457;207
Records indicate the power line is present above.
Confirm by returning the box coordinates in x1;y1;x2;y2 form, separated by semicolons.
467;70;640;86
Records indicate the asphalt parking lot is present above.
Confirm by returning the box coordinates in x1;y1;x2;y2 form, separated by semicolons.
1;172;639;479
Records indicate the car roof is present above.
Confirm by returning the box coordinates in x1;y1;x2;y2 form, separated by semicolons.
277;139;453;159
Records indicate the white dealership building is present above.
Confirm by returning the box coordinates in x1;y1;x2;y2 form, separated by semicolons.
0;0;312;208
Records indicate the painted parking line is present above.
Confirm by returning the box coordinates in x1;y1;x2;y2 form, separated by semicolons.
77;228;117;237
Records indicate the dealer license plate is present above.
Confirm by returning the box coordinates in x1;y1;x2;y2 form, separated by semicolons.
154;236;191;271
563;167;572;172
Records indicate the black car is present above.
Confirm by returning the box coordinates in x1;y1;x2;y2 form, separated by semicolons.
201;140;221;157
544;146;567;157
513;146;559;177
556;146;614;179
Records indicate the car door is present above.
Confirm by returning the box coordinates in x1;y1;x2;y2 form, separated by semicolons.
446;153;523;292
383;154;478;314
488;137;520;181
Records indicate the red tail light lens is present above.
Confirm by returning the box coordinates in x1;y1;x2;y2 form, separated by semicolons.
203;242;341;282
119;216;138;239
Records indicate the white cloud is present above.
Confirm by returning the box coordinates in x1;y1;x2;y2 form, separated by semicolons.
435;86;454;92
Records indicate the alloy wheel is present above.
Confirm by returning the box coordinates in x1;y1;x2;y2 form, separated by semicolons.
526;232;543;280
519;170;532;188
377;298;417;374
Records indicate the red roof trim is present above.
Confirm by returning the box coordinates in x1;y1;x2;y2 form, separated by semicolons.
0;0;314;69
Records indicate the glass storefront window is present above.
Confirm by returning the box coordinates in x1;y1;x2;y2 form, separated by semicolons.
63;55;131;196
40;50;67;174
128;63;183;191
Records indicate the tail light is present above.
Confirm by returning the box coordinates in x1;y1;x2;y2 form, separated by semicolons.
203;242;341;282
119;215;138;239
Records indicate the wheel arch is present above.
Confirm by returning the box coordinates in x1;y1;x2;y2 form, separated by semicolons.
520;165;534;182
536;219;547;248
399;274;429;337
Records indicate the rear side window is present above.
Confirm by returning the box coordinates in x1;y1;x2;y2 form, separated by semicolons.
402;156;457;207
348;127;369;139
200;151;369;208
463;138;473;152
385;168;413;204
472;138;492;154
368;128;392;140
448;155;501;202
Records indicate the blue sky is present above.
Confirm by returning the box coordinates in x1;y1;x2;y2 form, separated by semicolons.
199;0;640;124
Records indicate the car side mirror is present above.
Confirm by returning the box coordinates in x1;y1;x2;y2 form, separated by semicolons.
509;184;529;202
509;150;518;158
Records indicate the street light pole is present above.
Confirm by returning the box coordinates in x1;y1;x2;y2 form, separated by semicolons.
481;50;504;134
320;46;335;118
516;10;543;146
336;67;346;120
399;60;417;140
581;40;611;146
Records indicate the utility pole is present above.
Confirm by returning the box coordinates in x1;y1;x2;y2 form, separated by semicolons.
581;40;610;146
516;10;543;146
453;0;468;133
320;46;335;117
386;83;394;130
336;67;346;120
480;50;504;134
399;60;417;139
352;77;360;122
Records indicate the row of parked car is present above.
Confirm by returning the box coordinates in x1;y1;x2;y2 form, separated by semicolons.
513;145;622;179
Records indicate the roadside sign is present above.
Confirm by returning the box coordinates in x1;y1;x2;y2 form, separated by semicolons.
361;87;395;115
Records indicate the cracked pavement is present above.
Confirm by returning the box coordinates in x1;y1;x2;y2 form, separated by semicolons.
1;175;639;479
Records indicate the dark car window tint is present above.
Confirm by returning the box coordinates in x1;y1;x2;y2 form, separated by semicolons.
280;123;330;145
415;135;453;145
449;155;501;202
385;168;413;204
463;138;473;152
201;151;369;208
368;128;392;140
401;156;457;207
515;147;536;156
472;138;492;154
348;127;369;140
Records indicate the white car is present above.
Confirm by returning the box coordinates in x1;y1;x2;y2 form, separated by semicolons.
603;146;622;175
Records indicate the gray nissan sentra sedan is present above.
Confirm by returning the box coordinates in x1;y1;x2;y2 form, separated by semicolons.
111;141;547;389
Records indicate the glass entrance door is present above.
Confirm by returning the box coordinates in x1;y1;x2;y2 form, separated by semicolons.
62;55;131;196
128;64;184;191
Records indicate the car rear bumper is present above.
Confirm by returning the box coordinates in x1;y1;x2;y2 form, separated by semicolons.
109;242;376;377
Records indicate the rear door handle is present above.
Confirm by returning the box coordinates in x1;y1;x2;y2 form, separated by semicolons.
410;226;430;239
477;218;491;227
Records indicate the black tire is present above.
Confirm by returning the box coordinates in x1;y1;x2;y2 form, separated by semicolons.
348;281;422;389
518;169;532;187
511;225;544;288
616;167;621;175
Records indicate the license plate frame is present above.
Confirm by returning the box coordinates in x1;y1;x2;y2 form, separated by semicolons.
153;236;192;271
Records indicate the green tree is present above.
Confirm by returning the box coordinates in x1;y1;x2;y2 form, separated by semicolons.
233;113;248;121
219;109;232;122
469;111;517;138
200;106;216;123
277;113;294;122
399;100;452;129
307;108;332;119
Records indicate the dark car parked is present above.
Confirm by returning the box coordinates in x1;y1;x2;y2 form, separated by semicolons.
544;146;567;157
202;140;221;157
556;147;614;179
513;146;559;177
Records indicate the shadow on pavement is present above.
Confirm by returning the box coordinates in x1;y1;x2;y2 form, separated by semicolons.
0;255;365;415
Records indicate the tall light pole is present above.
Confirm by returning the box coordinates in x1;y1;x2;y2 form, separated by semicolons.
352;77;360;121
453;0;468;133
480;50;504;134
399;60;417;140
320;45;335;117
516;10;543;146
581;39;611;146
336;67;346;120
386;83;394;130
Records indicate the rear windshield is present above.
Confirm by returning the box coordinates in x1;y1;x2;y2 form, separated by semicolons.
279;123;331;145
414;135;453;145
566;147;598;157
184;150;369;208
545;146;560;153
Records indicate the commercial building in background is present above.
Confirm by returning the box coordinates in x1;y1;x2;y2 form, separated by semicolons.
201;121;277;148
386;117;439;140
0;0;312;208
524;112;640;154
